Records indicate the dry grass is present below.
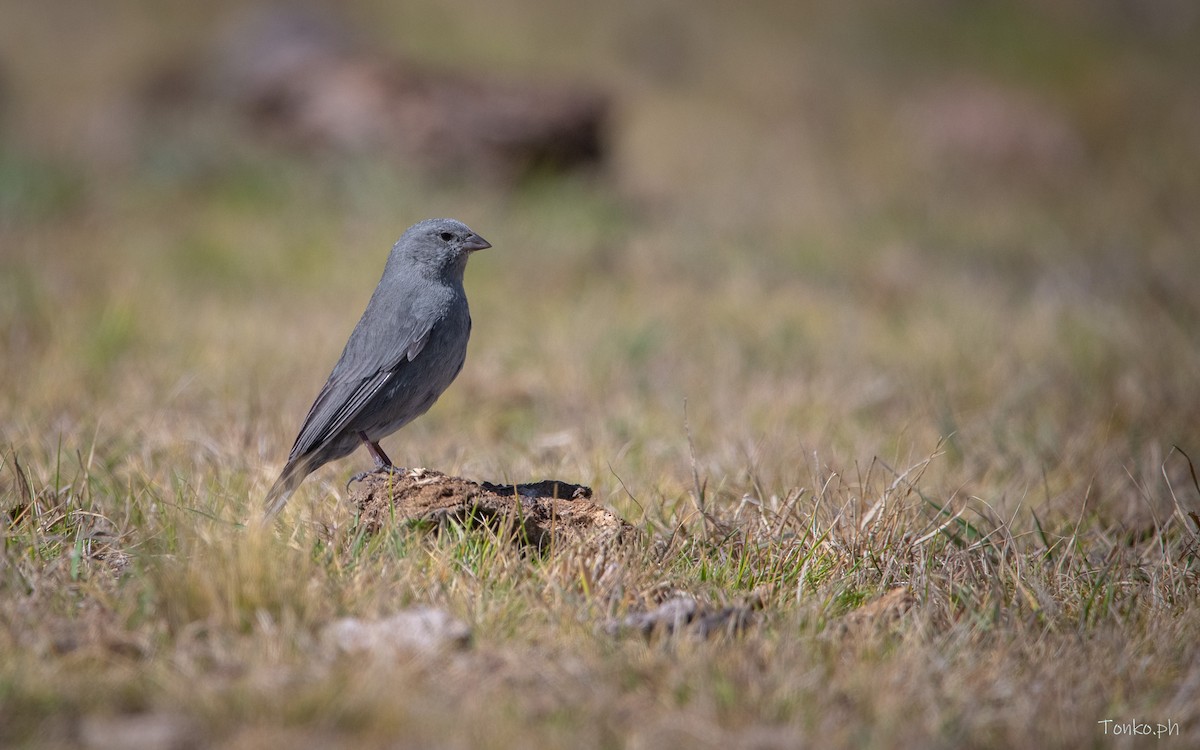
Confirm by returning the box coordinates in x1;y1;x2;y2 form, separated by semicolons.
3;1;1200;747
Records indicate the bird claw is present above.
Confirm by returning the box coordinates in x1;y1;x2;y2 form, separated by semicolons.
346;465;409;489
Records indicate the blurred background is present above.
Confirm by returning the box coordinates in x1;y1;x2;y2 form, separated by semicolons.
2;0;1198;524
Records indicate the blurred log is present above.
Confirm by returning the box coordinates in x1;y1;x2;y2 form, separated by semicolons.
145;6;610;180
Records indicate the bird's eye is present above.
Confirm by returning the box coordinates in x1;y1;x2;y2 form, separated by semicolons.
439;232;454;242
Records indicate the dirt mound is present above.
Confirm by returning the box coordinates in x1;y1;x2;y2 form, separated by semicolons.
347;468;631;552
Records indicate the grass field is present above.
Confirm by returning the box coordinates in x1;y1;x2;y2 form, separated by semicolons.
3;1;1200;747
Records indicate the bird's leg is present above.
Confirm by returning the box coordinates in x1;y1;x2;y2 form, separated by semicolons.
347;432;407;487
362;432;394;469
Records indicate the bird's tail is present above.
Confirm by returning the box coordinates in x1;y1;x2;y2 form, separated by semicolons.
261;457;313;523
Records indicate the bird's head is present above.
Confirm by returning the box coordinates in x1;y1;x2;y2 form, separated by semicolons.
395;218;491;278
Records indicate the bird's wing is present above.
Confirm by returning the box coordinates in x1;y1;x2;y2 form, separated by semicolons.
286;302;435;464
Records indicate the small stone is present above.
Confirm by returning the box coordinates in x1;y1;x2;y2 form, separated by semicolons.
79;713;197;750
603;594;761;639
612;596;698;636
321;608;471;660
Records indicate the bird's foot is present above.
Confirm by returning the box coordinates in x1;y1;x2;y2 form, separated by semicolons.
346;465;410;489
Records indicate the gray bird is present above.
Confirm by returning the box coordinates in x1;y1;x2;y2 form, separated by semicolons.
263;218;491;519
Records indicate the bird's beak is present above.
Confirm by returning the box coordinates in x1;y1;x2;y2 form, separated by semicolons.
463;233;492;252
